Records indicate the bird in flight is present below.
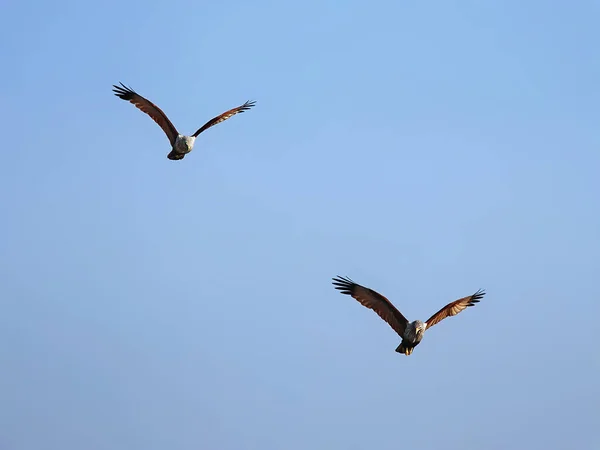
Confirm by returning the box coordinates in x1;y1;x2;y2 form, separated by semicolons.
332;276;486;355
112;82;256;161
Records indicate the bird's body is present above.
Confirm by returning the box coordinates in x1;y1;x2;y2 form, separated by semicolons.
112;82;255;161
397;320;426;355
332;276;486;356
170;135;197;160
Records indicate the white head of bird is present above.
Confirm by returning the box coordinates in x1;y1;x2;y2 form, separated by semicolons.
175;135;196;153
413;320;426;334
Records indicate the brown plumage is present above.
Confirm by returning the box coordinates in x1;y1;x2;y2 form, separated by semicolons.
113;82;179;146
332;277;409;337
112;82;255;160
332;276;485;355
423;292;485;330
190;102;255;137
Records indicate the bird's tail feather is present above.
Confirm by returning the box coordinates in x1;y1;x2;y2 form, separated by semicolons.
167;150;185;160
395;342;414;355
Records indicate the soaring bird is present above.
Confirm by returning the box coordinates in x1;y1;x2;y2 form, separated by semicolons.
332;276;485;355
112;82;255;160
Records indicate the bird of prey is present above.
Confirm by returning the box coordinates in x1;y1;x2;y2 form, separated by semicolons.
332;276;485;355
112;82;256;160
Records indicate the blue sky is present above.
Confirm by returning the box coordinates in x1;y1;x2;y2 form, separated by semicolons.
1;1;599;449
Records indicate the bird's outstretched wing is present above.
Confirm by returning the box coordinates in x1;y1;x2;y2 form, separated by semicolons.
192;100;256;137
332;276;409;337
424;289;485;330
113;82;179;146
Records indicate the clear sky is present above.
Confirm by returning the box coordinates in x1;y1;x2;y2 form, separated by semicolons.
1;1;599;449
